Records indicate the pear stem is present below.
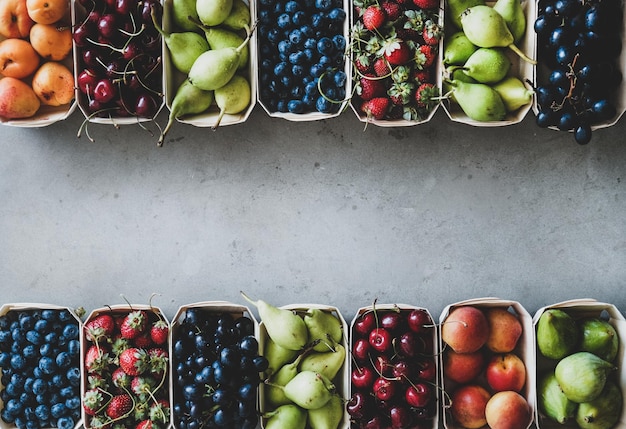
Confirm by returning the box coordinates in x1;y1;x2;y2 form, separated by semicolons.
239;291;257;308
507;43;536;65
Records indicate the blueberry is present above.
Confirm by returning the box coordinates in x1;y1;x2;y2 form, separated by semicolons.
315;0;332;10
267;28;282;43
67;339;80;357
32;378;47;395
44;332;58;345
24;377;35;393
284;0;301;12
290;85;305;98
274;61;289;77
332;34;346;52
55;352;72;369
310;12;326;29
328;7;346;21
50;403;67;419
292;11;307;26
1;408;15;424
64;396;80;410
40;310;58;321
319;55;332;67
38;356;57;375
289;51;307;64
33;320;49;333
287;100;306;113
39;344;53;357
303;48;315;62
292;65;306;78
19;315;35;331
10;354;26;370
289;29;304;46
59;386;74;399
57;416;74;429
61;324;78;341
333;70;347;87
0;330;12;345
316;96;333;113
310;63;324;77
280;75;294;88
34;405;50;421
277;13;291;28
5;398;23;416
277;99;289;112
12;328;25;344
316;37;334;55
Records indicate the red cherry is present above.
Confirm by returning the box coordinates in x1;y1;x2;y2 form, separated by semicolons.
390;405;414;429
363;416;385;429
416;357;437;381
93;79;116;104
380;312;403;332
369;328;392;353
135;93;159;118
354;312;376;337
372;376;396;401
77;69;99;96
115;0;137;14
407;309;432;333
405;382;432;408
352;366;376;389
98;14;117;40
391;359;413;380
352;338;371;362
346;391;372;419
372;354;392;377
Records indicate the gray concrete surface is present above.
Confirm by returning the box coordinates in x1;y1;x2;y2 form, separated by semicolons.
1;107;625;322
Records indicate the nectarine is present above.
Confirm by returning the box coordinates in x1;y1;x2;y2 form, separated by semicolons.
450;384;491;429
444;349;485;384
26;0;67;25
485;353;526;392
31;61;74;106
0;38;39;78
0;76;40;119
0;0;34;39
29;23;72;61
442;306;489;353
485;391;531;429
485;307;523;353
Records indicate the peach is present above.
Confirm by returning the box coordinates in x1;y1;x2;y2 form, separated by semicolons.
450;384;491;429
0;0;34;39
26;0;67;25
485;353;526;392
0;76;40;119
485;391;531;429
442;305;489;353
0;38;40;79
31;61;73;106
485;307;523;353
444;349;485;384
29;23;72;61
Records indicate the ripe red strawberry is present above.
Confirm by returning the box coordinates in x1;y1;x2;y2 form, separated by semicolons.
83;388;105;416
85;344;110;374
412;0;439;9
106;394;133;419
134;333;153;349
422;19;442;45
120;310;148;339
358;74;387;101
387;104;405;119
361;97;391;120
381;37;412;65
381;1;402;21
373;57;391;77
388;81;415;105
149;399;170;424
119;347;148;376
412;68;431;85
354;54;373;74
362;5;386;31
414;82;439;109
112;366;132;390
148;348;168;376
131;375;157;397
150;320;169;345
416;44;436;68
136;420;153;429
85;314;115;343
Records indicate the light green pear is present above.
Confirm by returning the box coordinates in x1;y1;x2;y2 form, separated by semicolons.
450;47;511;84
160;79;213;145
493;0;527;43
446;80;507;121
196;0;233;26
265;351;309;407
152;11;209;74
197;25;249;70
222;0;251;32
307;395;344;429
303;309;343;352
299;344;346;380
264;404;307;429
282;371;335;410
492;76;533;112
171;0;199;31
443;31;478;65
446;0;485;29
264;336;299;377
213;74;251;130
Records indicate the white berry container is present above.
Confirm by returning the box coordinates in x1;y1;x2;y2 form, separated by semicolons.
349;303;440;429
81;304;171;429
162;0;257;130
533;299;626;429
441;0;536;126
439;297;536;429
0;303;83;429
259;303;350;429
0;1;77;128
169;301;260;429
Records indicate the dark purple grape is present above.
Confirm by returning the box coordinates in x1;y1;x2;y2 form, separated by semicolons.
574;123;592;144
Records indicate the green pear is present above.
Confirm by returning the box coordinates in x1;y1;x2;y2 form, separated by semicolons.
264;404;307;429
241;291;308;351
536;309;578;360
443;31;478;65
446;0;485;29
196;0;233;26
212;74;251;130
299;344;346;380
195;24;249;70
460;5;536;64
492;76;533;112
446;80;507;121
576;381;623;429
188;31;252;91
492;0;526;43
307;395;344;429
171;0;199;31
538;371;577;424
265;352;309;407
449;47;511;83
264;336;299;377
579;318;620;363
222;0;251;32
303;309;343;352
282;371;335;410
160;79;214;145
555;352;615;403
152;10;209;74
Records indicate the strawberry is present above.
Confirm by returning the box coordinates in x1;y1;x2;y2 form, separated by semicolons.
361;97;391;120
373;57;392;77
131;375;157;398
412;0;439;10
134;333;153;349
387;104;405;119
106;394;133;420
362;5;386;31
149;399;170;423
416;44;436;69
87;374;109;390
388;81;415;105
110;337;130;363
380;37;412;65
89;415;112;429
414;82;439;109
358;74;387;100
422;19;441;45
148;348;168;376
412;68;431;84
120;310;148;340
354;54;373;74
85;314;115;343
112;367;132;390
85;344;110;374
119;347;148;376
136;420;153;429
381;1;402;21
83;388;105;416
149;320;168;345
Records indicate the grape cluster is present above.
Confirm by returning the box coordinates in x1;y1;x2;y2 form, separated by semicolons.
73;0;164;120
534;0;623;144
257;0;348;114
172;309;268;429
0;309;81;429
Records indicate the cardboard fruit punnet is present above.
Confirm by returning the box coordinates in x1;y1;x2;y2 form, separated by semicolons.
441;0;536;126
162;0;257;129
439;297;536;429
533;299;626;429
0;303;83;429
169;301;260;427
259;303;350;429
0;1;77;127
81;304;172;429
349;303;440;429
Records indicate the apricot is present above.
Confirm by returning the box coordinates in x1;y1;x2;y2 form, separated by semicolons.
26;0;67;24
0;38;40;79
0;0;35;39
0;76;41;119
31;61;74;106
29;23;72;61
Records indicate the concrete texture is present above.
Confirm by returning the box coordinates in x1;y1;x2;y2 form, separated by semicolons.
1;107;625;322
